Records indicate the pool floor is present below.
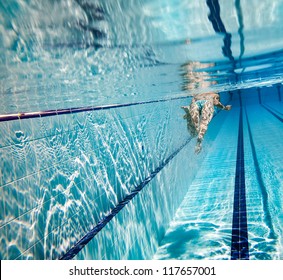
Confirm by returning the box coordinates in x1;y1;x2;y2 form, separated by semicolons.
154;96;283;260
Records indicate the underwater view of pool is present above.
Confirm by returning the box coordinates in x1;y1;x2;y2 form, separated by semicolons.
0;0;283;260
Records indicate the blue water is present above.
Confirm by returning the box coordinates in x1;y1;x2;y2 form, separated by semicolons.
0;0;283;260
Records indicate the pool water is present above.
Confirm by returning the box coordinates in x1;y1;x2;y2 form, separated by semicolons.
154;89;283;260
0;0;283;260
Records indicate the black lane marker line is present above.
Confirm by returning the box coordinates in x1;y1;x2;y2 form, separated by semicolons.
231;105;249;260
261;105;283;123
264;104;283;116
277;85;282;102
244;107;277;242
0;96;189;123
268;105;283;116
257;87;283;121
257;88;262;104
59;137;192;260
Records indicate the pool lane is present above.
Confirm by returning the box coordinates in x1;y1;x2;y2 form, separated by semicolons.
153;95;283;260
243;103;283;260
154;101;240;260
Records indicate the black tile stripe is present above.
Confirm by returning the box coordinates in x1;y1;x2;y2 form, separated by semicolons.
264;104;283;117
261;105;283;122
0;96;189;123
257;86;283;122
244;107;277;241
231;99;249;259
257;88;262;104
59;137;192;260
277;85;282;102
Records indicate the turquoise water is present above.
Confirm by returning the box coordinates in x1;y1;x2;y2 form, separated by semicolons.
0;0;283;260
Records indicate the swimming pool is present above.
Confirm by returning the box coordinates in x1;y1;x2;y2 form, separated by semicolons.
0;0;283;260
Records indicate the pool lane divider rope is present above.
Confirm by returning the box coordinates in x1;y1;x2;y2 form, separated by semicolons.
230;99;249;259
0;96;189;123
59;136;192;260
